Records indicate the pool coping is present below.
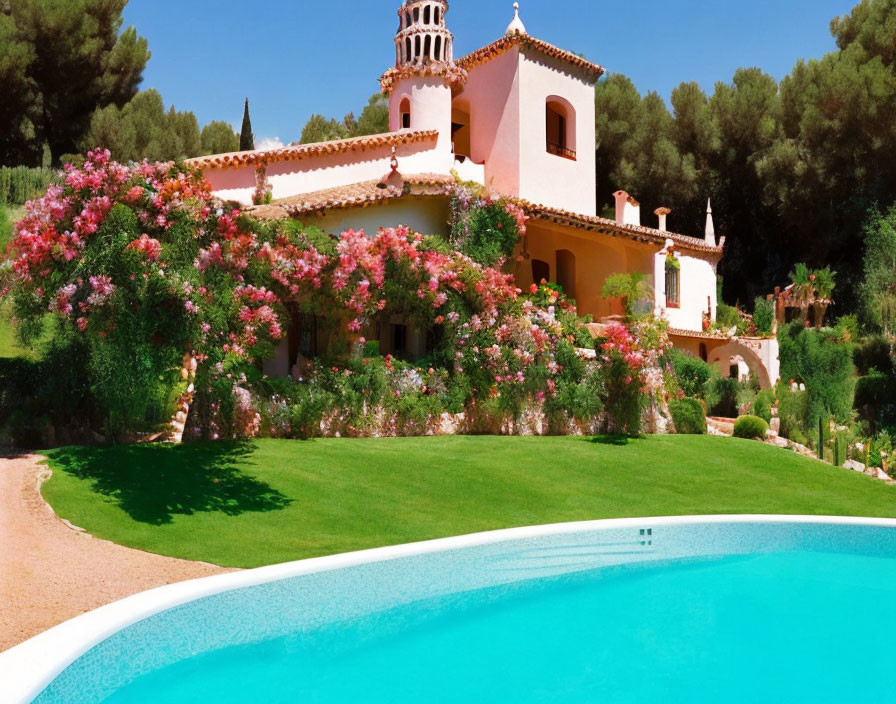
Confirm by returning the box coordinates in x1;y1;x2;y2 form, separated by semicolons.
3;514;896;703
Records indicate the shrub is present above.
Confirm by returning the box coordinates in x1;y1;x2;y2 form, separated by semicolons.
778;322;855;425
0;205;11;251
869;430;894;472
601;273;652;318
0;338;97;447
753;296;775;336
668;349;712;398
1;151;662;444
0;167;55;206
669;398;706;435
705;376;739;418
716;302;742;332
751;388;776;423
777;384;811;443
733;415;769;440
835;314;859;342
449;186;526;267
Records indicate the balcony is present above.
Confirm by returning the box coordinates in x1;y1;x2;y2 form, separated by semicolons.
547;142;576;161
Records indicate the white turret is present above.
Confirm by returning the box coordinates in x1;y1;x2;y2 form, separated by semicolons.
395;0;453;66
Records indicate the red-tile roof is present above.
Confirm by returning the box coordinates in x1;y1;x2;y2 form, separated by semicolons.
380;63;469;95
522;202;726;256
247;174;456;221
457;33;605;82
668;327;731;340
186;131;439;169
248;176;724;256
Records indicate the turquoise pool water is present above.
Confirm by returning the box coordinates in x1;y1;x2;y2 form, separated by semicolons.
91;550;896;703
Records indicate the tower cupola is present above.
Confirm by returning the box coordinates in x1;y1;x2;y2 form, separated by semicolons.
395;1;453;67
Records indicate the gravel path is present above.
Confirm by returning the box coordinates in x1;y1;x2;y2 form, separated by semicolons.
0;454;234;653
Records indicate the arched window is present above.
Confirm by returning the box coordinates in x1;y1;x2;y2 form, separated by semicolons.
434;6;440;24
405;37;412;63
406;11;412;27
424;5;431;24
415;35;421;62
545;97;576;160
665;257;680;308
434;36;442;61
413;6;419;23
424;35;432;61
400;97;411;130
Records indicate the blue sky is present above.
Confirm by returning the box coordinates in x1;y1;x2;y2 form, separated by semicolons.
123;0;853;147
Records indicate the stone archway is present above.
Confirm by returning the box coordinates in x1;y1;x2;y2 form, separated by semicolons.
708;340;773;389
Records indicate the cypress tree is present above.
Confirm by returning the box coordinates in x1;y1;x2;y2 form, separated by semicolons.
239;98;255;151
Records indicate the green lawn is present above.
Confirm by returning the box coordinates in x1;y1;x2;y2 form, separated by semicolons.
0;308;20;358
41;436;896;568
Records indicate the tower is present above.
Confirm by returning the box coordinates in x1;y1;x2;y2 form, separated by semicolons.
394;0;454;67
381;1;466;153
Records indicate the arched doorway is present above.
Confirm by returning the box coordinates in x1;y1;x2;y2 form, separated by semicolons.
708;341;773;389
556;250;576;300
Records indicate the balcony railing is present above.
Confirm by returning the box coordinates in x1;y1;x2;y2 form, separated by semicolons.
547;142;576;160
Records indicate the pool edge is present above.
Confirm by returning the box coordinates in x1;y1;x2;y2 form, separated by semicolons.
4;514;896;703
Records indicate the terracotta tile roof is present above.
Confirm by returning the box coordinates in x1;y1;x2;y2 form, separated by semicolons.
380;63;469;95
668;327;731;340
522;202;726;256
457;33;605;82
247;174;456;220
249;178;723;256
186;131;439;169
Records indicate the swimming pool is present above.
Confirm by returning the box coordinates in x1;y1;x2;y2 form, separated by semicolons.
4;516;896;703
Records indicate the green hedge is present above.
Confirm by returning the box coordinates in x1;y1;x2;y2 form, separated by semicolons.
0;205;11;250
733;415;770;440
750;388;776;423
669;397;707;435
0;167;55;206
669;349;713;399
778;322;855;425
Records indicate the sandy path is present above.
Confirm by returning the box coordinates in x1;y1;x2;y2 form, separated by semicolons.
0;454;234;653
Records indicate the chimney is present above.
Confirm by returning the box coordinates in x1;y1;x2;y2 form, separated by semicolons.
613;190;641;227
705;198;716;247
654;207;671;232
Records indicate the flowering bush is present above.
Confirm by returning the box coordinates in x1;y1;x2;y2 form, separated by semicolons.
449;182;526;267
2;155;659;441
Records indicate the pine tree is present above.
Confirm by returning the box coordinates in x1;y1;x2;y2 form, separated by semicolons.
240;98;254;151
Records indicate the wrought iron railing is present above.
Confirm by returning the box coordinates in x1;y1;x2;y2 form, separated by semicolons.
547;142;576;160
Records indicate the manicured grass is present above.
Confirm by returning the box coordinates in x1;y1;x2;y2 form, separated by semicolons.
42;435;896;568
0;308;20;358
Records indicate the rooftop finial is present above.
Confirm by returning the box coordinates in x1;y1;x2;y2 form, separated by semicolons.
506;2;527;36
705;198;716;247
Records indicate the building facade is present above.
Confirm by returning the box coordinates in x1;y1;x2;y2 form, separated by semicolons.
187;0;778;388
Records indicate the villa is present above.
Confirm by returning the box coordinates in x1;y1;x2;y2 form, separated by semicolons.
187;0;779;388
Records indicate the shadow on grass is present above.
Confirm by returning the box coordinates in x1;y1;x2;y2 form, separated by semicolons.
46;442;292;525
588;435;641;447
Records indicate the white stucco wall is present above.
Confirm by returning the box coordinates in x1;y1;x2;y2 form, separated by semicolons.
455;48;523;198
516;52;597;215
388;77;455;155
654;246;718;332
203;141;453;207
303;198;451;239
